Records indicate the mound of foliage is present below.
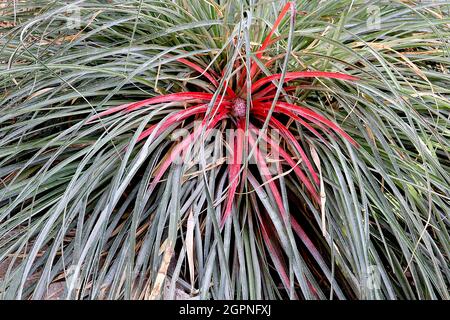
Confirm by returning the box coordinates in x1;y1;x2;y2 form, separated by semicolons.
0;0;449;300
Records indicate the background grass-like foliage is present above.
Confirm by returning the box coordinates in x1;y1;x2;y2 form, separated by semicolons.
0;0;449;300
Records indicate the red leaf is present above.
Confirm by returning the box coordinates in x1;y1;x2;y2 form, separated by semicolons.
248;123;319;202
253;104;329;145
248;143;323;299
220;118;245;227
137;104;208;142
274;101;358;147
257;2;296;61
251;71;359;93
147;110;229;194
88;92;218;121
247;131;291;216
253;85;298;101
87;102;134;122
126;92;218;113
178;58;237;98
253;112;319;184
248;2;296;80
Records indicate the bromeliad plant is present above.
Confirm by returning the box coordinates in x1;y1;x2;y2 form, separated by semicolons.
90;2;358;230
0;0;449;300
86;3;358;298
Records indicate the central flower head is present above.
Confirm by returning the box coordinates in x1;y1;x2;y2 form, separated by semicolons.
232;98;246;118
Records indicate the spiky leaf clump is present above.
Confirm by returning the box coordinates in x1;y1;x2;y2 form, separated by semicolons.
0;0;449;300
